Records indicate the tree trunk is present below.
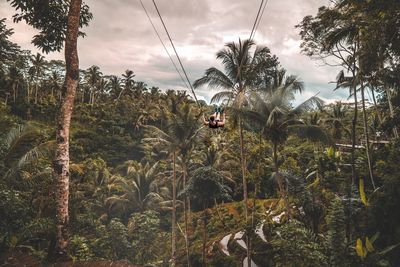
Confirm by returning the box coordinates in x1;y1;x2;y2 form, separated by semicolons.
34;82;38;104
12;83;16;102
348;76;358;242
89;89;92;105
350;78;358;191
171;150;177;266
273;141;284;196
370;86;381;124
183;167;190;267
27;83;31;103
239;118;248;220
53;0;82;258
360;82;376;189
202;206;207;267
273;141;278;173
238;118;250;266
386;87;399;138
117;87;125;101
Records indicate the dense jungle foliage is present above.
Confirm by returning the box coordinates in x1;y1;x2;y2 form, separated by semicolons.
1;0;400;266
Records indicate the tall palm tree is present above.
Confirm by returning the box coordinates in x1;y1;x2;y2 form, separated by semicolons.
194;39;278;220
96;77;108;103
336;70;376;189
29;53;46;104
108;75;122;100
118;69;135;100
143;103;203;266
6;65;24;102
84;65;102;105
48;71;62;101
249;85;328;195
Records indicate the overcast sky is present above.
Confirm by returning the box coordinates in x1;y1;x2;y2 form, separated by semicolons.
0;0;349;103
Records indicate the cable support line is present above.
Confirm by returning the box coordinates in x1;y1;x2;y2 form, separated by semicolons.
236;0;266;84
253;0;269;40
249;0;265;41
151;0;201;107
139;0;189;90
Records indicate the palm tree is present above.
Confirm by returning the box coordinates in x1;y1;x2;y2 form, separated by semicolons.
6;65;24;102
29;53;46;104
1;124;54;182
118;69;135;100
194;39;278;221
84;65;102;105
143;103;203;266
182;166;231;267
336;71;376;189
108;75;122;100
105;161;169;215
323;101;350;143
197;136;238;185
249;84;328;195
48;71;62;101
134;81;147;97
96;77;108;102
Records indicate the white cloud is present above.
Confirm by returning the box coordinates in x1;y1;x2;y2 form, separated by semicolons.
1;0;348;103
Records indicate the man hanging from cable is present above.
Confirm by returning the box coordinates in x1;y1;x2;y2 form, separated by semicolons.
203;107;226;128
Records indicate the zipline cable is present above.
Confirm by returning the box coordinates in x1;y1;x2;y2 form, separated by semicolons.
139;0;190;90
152;0;201;107
253;0;269;40
249;0;265;41
236;0;267;84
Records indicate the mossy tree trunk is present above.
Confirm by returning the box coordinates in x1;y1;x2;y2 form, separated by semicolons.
53;0;82;257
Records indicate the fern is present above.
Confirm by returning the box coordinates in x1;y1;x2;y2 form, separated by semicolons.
326;197;348;267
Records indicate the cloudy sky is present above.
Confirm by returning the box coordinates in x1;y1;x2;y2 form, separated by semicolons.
0;0;348;103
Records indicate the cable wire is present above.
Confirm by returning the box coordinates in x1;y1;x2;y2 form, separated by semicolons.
249;0;265;41
253;0;269;40
139;0;189;89
236;0;267;83
151;0;201;107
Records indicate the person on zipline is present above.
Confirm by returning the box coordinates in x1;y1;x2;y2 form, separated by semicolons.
204;107;225;128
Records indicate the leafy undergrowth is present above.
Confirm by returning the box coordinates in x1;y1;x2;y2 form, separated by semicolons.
0;251;142;267
175;198;306;266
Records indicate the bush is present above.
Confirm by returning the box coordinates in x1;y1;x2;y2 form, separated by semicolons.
271;220;327;267
70;235;94;262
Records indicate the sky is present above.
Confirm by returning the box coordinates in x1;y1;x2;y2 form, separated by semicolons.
0;0;349;104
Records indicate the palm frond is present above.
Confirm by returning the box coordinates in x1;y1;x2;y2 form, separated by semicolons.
210;91;234;103
291;95;324;116
193;67;234;90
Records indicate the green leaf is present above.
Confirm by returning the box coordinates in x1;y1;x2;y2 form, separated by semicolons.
365;237;374;253
359;177;368;207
